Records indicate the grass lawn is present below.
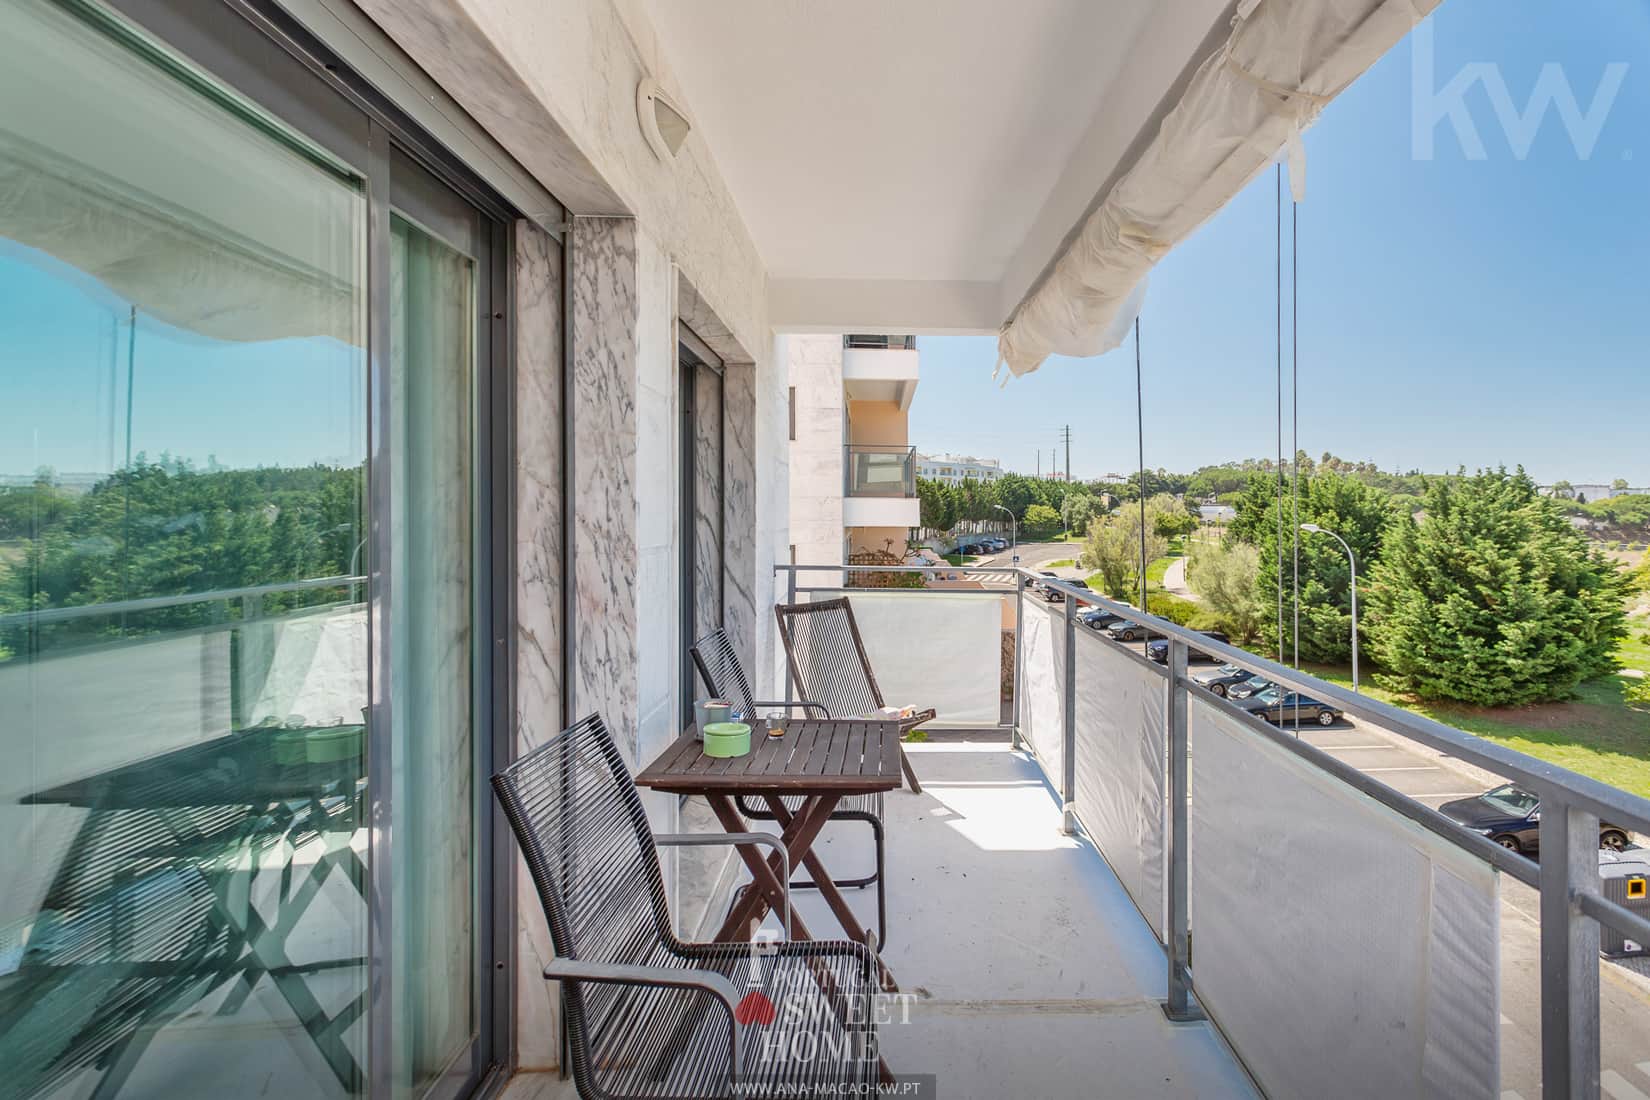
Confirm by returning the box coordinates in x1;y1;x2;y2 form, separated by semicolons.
1301;639;1650;795
942;552;981;566
1045;558;1076;569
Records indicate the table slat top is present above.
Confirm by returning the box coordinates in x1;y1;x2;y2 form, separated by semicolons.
634;718;901;794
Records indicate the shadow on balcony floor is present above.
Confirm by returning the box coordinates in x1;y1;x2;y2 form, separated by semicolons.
770;741;1257;1100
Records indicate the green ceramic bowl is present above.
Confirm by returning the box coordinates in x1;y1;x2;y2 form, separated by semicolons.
701;721;751;759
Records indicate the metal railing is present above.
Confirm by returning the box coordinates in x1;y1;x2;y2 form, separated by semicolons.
842;335;916;350
843;445;916;498
773;562;1650;1100
0;575;367;629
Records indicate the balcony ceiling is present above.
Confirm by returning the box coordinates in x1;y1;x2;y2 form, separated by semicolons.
642;0;1232;332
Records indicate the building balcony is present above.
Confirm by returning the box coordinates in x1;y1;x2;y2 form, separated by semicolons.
843;446;919;530
842;342;919;411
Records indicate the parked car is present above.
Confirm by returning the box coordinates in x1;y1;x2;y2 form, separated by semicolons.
1193;664;1254;697
1438;784;1631;856
1080;608;1131;632
1045;578;1089;603
1226;675;1274;700
1105;620;1164;643
1145;631;1231;664
1239;688;1342;727
956;542;982;555
982;537;1007;552
1030;570;1057;592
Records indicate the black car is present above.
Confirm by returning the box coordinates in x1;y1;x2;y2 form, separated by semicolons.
1146;631;1230;664
1226;674;1275;700
1438;784;1631;856
1194;664;1254;697
1045;578;1089;603
1105;620;1165;643
1080;607;1131;632
1239;688;1342;727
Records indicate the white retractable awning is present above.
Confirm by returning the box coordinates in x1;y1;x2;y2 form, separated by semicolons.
997;0;1440;380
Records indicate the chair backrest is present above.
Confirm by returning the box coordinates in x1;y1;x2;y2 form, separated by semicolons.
773;597;884;719
491;715;676;1065
689;627;757;719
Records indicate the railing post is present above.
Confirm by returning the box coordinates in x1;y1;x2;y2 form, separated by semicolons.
1163;637;1203;1021
1539;796;1600;1100
1011;572;1025;749
1061;593;1077;835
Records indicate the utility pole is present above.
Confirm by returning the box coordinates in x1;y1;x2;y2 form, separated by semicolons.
1060;424;1072;486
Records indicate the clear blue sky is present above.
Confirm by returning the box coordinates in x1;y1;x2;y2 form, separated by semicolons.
912;0;1650;487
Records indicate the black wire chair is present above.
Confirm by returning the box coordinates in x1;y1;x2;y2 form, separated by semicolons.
773;598;928;795
690;628;887;949
492;713;879;1100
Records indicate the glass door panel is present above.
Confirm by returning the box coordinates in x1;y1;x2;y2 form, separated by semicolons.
387;185;481;1100
0;2;370;1097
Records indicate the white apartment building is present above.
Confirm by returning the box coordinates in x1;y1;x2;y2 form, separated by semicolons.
916;452;1003;485
788;335;921;567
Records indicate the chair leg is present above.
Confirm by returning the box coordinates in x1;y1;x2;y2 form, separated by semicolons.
900;748;922;794
870;812;887;951
790;813;878;888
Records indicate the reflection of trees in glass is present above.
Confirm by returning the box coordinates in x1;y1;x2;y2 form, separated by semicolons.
0;459;364;654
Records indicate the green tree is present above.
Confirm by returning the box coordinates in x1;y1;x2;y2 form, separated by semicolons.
1022;502;1062;539
1366;469;1630;705
916;477;954;534
1227;470;1395;662
1080;504;1169;601
1612;478;1630;493
1061;491;1095;537
1186;541;1264;643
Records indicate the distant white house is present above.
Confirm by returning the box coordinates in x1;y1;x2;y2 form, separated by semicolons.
1199;504;1237;523
917;453;1003;485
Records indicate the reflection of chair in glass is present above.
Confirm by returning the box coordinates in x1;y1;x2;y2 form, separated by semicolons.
16;730;371;1097
1;804;247;1099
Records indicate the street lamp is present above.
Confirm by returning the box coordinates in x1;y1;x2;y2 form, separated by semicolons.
992;504;1018;564
1300;523;1358;692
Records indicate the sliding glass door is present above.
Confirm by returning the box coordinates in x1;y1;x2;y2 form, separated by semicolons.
387;152;491;1100
0;2;514;1097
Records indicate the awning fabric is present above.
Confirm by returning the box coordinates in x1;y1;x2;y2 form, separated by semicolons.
996;0;1439;380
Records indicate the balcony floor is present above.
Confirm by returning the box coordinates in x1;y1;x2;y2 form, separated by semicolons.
509;739;1257;1100
777;739;1256;1099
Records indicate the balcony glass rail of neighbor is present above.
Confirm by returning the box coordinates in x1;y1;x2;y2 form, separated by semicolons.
773;562;1650;1100
842;334;917;350
843;446;916;498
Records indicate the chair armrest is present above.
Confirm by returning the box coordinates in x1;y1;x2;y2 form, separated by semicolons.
654;832;791;939
751;699;830;718
543;956;743;1078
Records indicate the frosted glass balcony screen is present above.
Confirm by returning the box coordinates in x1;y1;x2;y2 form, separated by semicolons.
0;1;369;1095
1018;602;1065;781
845;592;1004;725
1189;697;1500;1100
1071;631;1166;938
789;592;1006;725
